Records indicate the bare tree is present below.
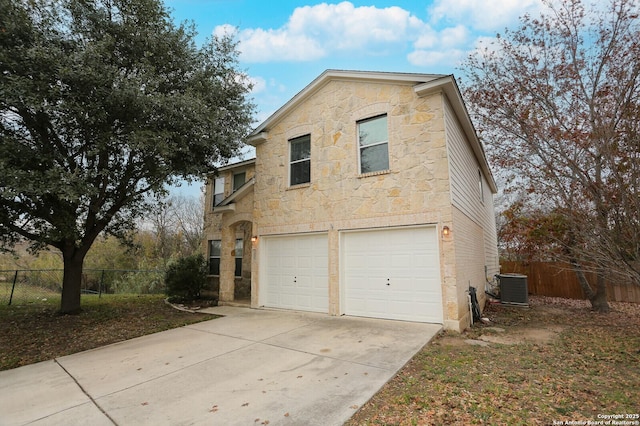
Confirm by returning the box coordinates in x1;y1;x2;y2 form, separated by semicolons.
170;194;205;257
462;0;640;311
146;198;180;267
143;194;204;265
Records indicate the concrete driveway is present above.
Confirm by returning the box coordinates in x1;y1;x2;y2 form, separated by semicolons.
0;306;441;426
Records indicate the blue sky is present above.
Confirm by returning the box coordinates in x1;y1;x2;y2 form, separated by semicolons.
164;0;543;196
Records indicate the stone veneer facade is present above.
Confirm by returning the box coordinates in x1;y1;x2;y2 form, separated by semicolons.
204;70;499;331
202;160;256;302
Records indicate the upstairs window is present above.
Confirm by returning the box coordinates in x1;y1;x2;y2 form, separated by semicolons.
478;169;484;202
289;134;311;186
213;177;225;206
233;172;246;192
358;115;389;174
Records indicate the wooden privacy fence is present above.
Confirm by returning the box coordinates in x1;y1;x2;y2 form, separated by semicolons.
500;261;640;304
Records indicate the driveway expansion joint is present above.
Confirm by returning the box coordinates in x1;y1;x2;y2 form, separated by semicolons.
54;358;118;425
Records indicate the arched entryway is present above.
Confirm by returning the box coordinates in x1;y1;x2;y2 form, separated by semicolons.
218;217;253;306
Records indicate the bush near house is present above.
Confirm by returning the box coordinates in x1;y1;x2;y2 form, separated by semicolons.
164;255;208;302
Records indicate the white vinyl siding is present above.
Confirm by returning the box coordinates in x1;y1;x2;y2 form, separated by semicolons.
444;98;499;279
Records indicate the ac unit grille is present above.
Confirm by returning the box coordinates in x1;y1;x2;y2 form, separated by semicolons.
499;274;529;306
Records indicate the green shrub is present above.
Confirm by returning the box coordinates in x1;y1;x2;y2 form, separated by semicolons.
112;270;165;294
164;254;207;301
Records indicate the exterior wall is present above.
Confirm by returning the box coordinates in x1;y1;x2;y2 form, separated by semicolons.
202;74;500;331
252;79;457;325
254;80;452;229
202;162;256;300
203;163;256;216
450;206;485;328
443;96;500;325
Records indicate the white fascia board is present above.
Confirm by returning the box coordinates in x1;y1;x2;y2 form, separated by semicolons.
206;158;256;179
211;178;255;214
247;69;447;143
212;204;236;214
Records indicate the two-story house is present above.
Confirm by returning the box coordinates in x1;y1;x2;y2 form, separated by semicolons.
203;70;498;331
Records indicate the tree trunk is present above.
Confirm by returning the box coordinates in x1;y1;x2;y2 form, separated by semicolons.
60;247;86;314
571;259;595;299
590;271;610;313
571;260;610;312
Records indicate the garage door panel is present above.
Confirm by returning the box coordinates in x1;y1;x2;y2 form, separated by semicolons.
262;234;329;313
343;226;443;324
390;277;414;292
365;297;388;315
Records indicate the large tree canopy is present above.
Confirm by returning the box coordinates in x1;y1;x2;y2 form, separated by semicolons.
0;0;255;313
462;0;640;311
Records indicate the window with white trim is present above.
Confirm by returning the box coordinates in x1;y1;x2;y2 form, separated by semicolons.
358;114;389;174
213;177;225;206
289;134;310;185
478;169;484;202
208;240;221;275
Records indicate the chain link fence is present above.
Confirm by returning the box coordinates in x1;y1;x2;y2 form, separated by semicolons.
0;269;166;305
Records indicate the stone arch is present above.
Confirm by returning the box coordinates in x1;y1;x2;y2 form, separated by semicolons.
222;212;253;228
218;214;254;305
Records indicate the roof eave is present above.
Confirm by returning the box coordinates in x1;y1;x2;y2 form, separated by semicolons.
414;76;498;194
213;177;255;211
247;69;447;142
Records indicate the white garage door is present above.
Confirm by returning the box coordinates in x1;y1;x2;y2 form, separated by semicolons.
342;226;443;323
261;233;329;313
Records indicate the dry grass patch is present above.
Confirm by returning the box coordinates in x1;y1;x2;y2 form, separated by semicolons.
0;294;214;371
347;296;640;425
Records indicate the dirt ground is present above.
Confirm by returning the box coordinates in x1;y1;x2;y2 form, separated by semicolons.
347;296;640;425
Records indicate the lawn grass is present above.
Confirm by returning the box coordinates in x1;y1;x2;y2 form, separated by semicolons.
0;294;214;371
347;296;640;425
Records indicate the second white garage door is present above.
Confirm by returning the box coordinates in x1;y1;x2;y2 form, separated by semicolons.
261;233;329;313
342;226;443;323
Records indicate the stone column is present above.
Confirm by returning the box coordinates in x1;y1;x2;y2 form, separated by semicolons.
219;223;236;303
241;223;253;298
250;223;259;308
328;228;340;316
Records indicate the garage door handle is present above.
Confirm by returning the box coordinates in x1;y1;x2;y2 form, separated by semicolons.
294;276;297;283
386;278;390;286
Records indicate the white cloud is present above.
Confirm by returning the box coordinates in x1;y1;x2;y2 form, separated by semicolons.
413;27;439;50
214;24;325;62
222;1;426;63
407;49;466;68
440;25;471;48
287;2;422;49
248;76;266;94
214;1;542;76
240;28;326;62
429;0;542;32
409;0;538;70
410;25;470;68
213;24;236;39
